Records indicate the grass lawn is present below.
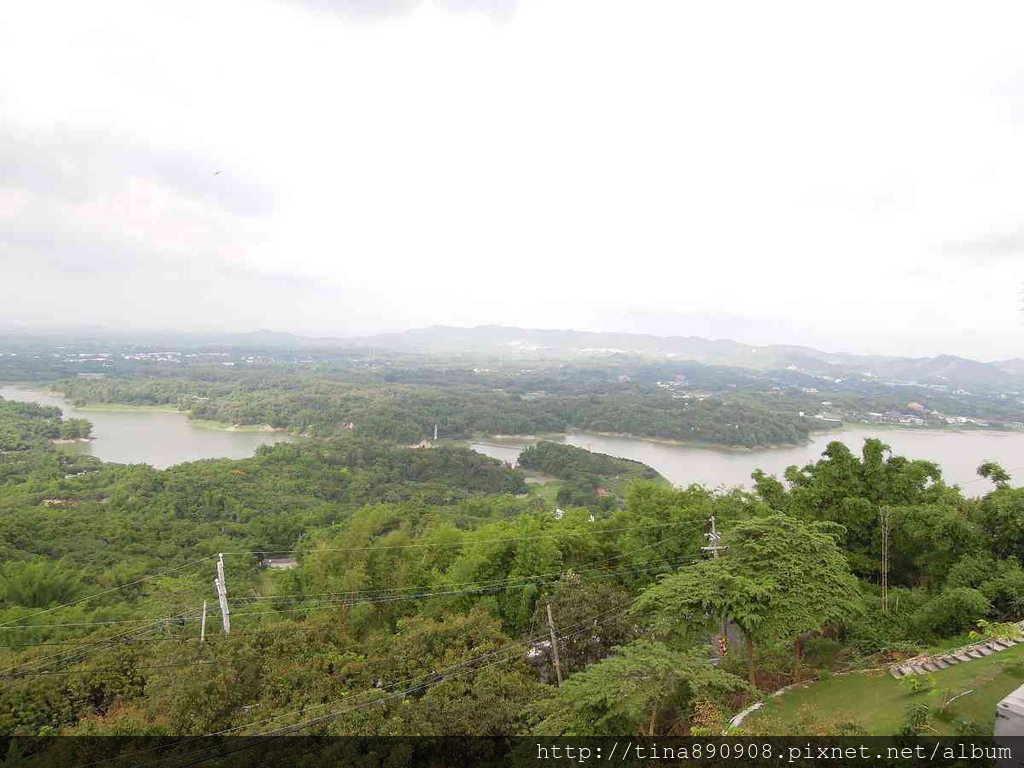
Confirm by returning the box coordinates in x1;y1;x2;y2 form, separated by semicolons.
744;642;1024;736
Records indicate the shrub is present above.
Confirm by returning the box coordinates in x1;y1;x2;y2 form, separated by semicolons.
945;553;997;590
899;703;931;736
954;718;983;736
802;637;842;669
980;567;1024;620
900;673;935;695
845;589;926;654
913;588;990;638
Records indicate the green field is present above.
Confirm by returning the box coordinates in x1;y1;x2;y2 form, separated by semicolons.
744;643;1024;736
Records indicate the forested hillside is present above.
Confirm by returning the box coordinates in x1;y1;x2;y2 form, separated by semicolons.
3;387;1024;752
6;334;1023;446
517;441;663;509
56;374;815;448
0;398;91;451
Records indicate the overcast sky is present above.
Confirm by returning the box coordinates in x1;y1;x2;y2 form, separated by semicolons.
2;1;1024;359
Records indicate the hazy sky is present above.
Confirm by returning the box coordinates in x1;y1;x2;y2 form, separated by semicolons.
2;1;1024;359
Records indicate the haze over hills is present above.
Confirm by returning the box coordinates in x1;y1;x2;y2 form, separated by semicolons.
354;326;1024;391
4;324;1022;391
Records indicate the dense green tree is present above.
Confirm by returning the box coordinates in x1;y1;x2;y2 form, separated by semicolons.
534;640;747;736
912;587;990;638
975;487;1024;562
529;573;638;678
632;515;860;684
978;461;1012;489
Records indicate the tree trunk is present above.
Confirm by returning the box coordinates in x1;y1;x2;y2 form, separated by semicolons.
648;705;657;736
745;632;757;687
793;637;802;683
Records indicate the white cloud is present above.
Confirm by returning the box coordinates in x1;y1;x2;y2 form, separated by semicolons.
2;0;1024;358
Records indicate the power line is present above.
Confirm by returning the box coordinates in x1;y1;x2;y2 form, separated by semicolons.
99;601;636;768
0;555;216;629
2;660;218;680
218;519;697;556
220;557;690;623
223;539;695;606
195;605;636;766
0;524;692;631
3;526;694;676
0;608;204;678
0;560;677;652
73;601;634;768
0;616;195;630
960;465;1024;486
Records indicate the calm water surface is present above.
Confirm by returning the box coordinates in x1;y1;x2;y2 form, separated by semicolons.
471;428;1024;497
5;384;1019;491
1;387;293;469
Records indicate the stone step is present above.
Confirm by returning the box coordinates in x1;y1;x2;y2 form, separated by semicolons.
933;659;950;669
956;653;972;662
911;665;928;675
968;650;985;659
987;641;1006;652
899;665;915;677
891;667;904;678
923;662;939;672
994;639;1015;649
940;656;958;665
976;646;994;656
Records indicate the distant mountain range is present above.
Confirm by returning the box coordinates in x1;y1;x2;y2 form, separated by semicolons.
4;323;1022;391
352;325;1024;391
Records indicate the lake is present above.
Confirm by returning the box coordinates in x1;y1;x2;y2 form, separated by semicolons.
470;427;1024;497
0;387;294;469
5;383;1020;492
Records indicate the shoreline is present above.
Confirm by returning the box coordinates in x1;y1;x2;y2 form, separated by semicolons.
475;430;808;452
189;419;289;434
477;421;1023;453
0;387;290;435
75;403;180;413
6;385;1020;446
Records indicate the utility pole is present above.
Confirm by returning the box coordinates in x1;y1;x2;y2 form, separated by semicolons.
216;553;230;635
200;600;207;643
545;600;564;687
433;423;438;441
702;515;726;558
702;516;729;660
880;508;890;614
